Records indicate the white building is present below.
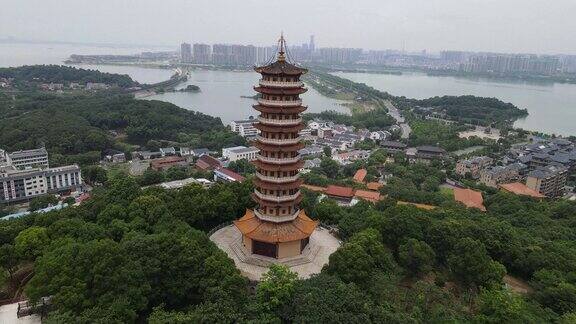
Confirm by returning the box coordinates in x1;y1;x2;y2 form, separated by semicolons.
222;146;259;162
230;119;256;132
369;131;391;141
0;164;82;203
7;148;49;170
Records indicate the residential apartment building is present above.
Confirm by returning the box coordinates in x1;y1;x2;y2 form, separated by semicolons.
7;148;49;170
193;44;212;64
0;165;82;203
526;165;568;198
180;43;192;63
455;156;493;179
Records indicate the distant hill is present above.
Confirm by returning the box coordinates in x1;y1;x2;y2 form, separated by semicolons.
0;64;138;88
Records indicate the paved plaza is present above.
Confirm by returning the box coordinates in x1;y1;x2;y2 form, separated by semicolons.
210;225;341;281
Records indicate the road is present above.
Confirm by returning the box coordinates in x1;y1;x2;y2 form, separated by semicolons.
383;100;411;139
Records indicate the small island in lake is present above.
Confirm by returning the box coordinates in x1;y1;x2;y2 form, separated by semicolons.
179;84;200;92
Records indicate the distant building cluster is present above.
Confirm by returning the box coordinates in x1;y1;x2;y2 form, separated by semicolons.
455;137;575;198
0;148;83;203
460;54;560;75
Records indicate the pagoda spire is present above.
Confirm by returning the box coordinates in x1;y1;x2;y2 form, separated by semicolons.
277;32;286;62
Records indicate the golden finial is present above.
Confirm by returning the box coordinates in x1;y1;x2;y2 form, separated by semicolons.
278;32;286;62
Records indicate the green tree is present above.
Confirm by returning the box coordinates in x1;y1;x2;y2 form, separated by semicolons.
14;226;49;260
0;244;18;280
257;264;298;313
82;165;108;185
447;238;505;288
399;239;436;276
319;157;339;179
26;239;150;323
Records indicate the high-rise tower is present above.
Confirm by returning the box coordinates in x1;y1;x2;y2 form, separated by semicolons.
233;35;317;259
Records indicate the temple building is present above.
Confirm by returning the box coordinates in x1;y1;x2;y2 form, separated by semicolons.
210;35;339;280
233;35;318;259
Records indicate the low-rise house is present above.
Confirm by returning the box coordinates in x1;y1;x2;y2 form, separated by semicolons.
160;147;176;157
316;138;347;152
135;151;162;160
104;152;126;163
195;155;222;171
453;188;486;211
213;167;245;183
150;156;188;171
178;147;192;157
299;145;324;157
324;185;355;206
410;146;447;164
366;182;384;191
333;150;370;165
455;156;493;179
222;146;259;162
480;165;521;188
353;169;367;183
308;120;332;130
86;82;109;90
500;182;545;199
369;131;391;141
354;189;380;203
380;141;407;154
191;148;210;157
300;158;322;171
318;127;333;139
526;165;568;198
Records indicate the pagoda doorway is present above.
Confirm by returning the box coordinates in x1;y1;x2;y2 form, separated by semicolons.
252;240;278;258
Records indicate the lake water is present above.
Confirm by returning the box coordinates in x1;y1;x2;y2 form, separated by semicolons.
333;71;576;136
0;43;349;123
2;43;574;134
149;70;349;123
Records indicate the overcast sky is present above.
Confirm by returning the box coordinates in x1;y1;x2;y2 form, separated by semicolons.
2;0;575;54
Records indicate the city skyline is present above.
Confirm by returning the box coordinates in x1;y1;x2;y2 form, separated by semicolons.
2;0;576;55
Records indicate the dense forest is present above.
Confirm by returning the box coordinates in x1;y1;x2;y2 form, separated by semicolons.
0;65;138;88
408;95;528;126
0;92;245;165
1;162;575;322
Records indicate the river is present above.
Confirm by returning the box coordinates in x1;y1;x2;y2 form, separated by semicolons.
332;71;576;136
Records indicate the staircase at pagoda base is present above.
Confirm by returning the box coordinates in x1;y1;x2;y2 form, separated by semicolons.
229;237;321;268
233;209;318;259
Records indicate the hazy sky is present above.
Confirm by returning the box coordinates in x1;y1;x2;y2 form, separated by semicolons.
2;0;575;54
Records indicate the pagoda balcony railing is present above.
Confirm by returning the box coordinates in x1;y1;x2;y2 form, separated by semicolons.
259;79;304;88
254;191;300;202
257;116;302;126
254;209;300;223
256;136;300;145
257;154;301;164
257;98;302;107
256;172;300;183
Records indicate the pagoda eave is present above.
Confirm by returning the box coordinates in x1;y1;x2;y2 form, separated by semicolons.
252;194;303;208
254;178;303;190
254;123;305;133
254;141;304;152
252;160;304;171
254;105;307;114
253;86;308;95
233;209;317;244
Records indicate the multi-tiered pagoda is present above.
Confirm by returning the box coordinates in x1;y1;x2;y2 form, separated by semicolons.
234;36;318;259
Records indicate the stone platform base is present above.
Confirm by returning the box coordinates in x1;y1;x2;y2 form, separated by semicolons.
210;225;341;281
